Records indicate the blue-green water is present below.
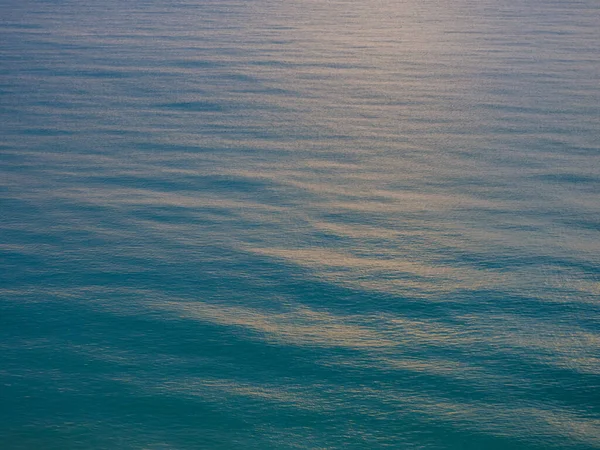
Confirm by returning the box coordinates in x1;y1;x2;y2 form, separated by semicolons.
1;0;599;448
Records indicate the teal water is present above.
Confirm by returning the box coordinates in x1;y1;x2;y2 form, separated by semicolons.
1;0;599;448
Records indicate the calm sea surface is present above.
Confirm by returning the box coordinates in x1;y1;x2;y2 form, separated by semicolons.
1;0;599;448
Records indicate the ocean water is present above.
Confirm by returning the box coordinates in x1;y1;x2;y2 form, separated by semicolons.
1;0;599;448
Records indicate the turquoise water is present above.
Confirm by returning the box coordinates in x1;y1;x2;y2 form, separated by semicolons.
1;0;599;448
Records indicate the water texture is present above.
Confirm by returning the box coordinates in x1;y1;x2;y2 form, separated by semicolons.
1;0;599;448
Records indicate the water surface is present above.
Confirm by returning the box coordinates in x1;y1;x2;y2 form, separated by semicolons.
1;0;599;448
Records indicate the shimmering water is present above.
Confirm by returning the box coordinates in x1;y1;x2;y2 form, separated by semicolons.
1;0;599;448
